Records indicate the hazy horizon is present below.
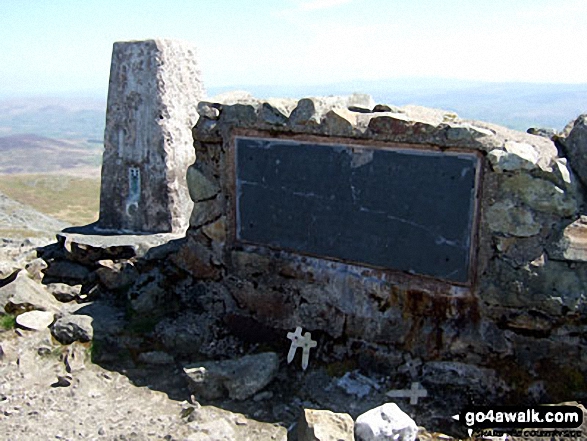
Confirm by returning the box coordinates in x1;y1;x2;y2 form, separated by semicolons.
2;0;587;98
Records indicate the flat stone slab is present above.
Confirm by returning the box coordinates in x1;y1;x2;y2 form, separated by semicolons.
16;310;55;330
56;231;183;264
235;136;480;283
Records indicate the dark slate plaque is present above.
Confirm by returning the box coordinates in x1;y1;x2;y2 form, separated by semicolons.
235;137;479;283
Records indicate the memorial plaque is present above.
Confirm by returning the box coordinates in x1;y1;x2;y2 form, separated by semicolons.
235;136;480;283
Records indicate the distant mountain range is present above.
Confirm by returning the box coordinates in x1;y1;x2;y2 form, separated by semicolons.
0;79;585;175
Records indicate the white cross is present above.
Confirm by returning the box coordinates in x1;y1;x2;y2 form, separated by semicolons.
386;382;428;405
286;326;317;370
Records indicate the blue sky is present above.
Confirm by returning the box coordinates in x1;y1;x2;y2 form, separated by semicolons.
1;0;586;98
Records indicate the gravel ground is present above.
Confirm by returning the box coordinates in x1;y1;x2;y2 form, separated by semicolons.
0;328;287;441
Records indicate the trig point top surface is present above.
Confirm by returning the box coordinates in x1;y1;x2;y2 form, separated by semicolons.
99;38;205;234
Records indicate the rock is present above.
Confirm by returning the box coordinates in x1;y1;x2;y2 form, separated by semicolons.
64;342;87;373
355;403;418;441
0;262;19;284
50;314;93;344
184;352;279;401
53;374;73;387
15;310;55;330
138;351;174;365
501;173;578;217
298;408;354;441
558;114;587;188
169;238;220;279
45;283;81;303
95;260;139;291
445;124;494;141
219;104;257;126
488;141;540;172
197;101;220;120
2;272;62;314
189;196;224;229
127;269;169;315
99;39;203;233
527;127;556;139
43;261;90;283
289;98;321;126
24;258;47;282
548;216;587;262
201;217;227;242
186;166;220;202
321;109;354;136
485;200;541;237
258;102;288;125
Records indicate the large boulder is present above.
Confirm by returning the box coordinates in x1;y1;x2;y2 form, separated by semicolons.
355;403;418;441
183;352;279;401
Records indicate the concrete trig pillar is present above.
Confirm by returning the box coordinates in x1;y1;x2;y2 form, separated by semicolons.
99;39;205;233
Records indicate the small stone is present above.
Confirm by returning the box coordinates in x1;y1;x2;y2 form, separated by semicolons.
24;258;48;282
54;374;73;387
298;408;354;441
372;104;392;112
64;343;87;373
186;166;220;202
46;283;81;303
196;101;220;120
321;109;354;136
445;124;493;141
355;403;418;441
368;115;412;135
202;217;227;242
548;216;587;262
15;310;55;331
95;261;138;291
189;197;223;229
258;102;288;125
50;315;94;344
289;98;320;126
485;200;541;237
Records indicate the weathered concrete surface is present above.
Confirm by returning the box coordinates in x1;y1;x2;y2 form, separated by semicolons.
99;39;205;233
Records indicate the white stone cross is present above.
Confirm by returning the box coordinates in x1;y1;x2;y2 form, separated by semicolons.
286;326;317;370
386;382;428;405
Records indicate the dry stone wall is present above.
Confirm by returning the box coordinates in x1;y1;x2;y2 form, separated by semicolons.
185;92;587;402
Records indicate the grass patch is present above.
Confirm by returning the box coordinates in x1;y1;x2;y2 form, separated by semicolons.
0;314;16;330
0;173;100;226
